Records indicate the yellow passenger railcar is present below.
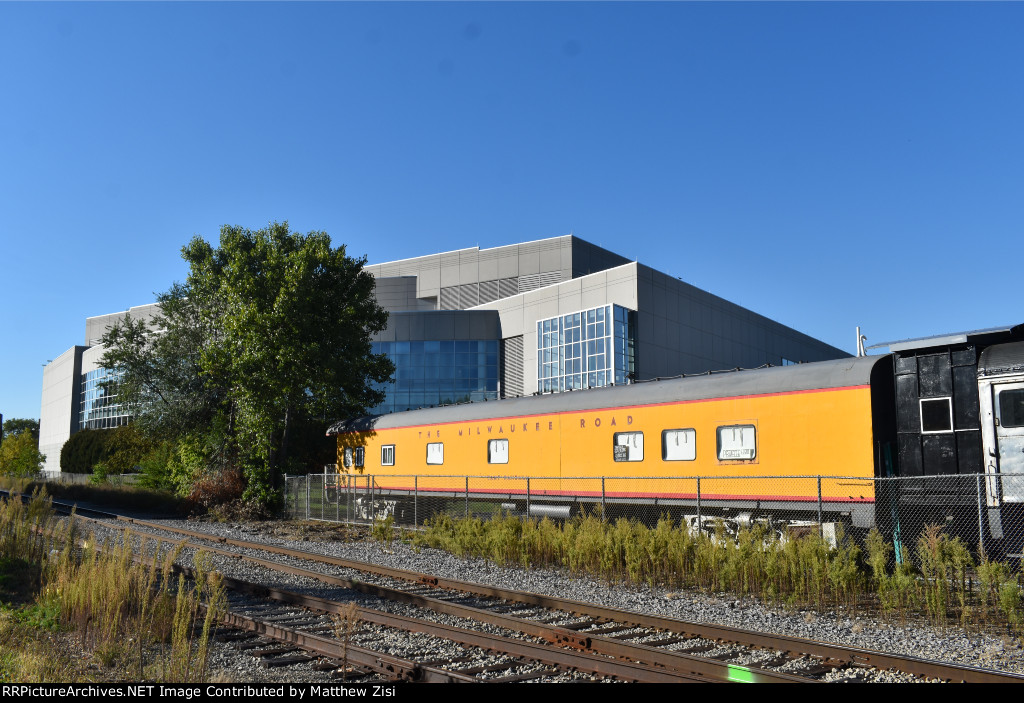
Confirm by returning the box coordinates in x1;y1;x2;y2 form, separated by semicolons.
329;355;896;530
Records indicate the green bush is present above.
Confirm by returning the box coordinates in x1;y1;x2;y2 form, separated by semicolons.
59;429;111;474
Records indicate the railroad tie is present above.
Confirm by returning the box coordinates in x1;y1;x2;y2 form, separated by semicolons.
260;654;316;668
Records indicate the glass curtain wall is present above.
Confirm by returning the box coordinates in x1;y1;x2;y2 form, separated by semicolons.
370;340;500;414
79;368;130;430
537;304;634;393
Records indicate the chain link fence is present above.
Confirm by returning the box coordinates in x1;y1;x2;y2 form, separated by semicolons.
34;471;139;486
282;472;1024;561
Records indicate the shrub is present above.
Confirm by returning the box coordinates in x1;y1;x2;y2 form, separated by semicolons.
59;429;111;474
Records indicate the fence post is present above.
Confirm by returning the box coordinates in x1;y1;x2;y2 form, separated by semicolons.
465;476;470;519
696;476;702;531
526;477;531;518
414;475;419;527
336;473;340;523
322;473;326;521
368;475;373;525
817;476;823;536
305;476;310;521
601;477;606;518
977;474;986;557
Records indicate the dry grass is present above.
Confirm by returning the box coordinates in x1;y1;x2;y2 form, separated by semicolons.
0;475;192;517
418;512;1024;634
0;488;225;682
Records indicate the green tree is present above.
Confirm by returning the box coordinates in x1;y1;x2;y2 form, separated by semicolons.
0;431;45;477
1;418;39;441
102;222;393;509
99;285;224;440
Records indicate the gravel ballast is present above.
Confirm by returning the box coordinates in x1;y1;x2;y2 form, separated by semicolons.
80;512;1024;682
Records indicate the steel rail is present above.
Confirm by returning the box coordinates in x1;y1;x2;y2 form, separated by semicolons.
221;608;479;683
76;513;799;682
68;520;708;684
35;495;1024;683
217;572;716;683
15;505;473;685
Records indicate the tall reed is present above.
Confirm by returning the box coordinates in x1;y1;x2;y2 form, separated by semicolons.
418;512;1023;632
0;488;226;681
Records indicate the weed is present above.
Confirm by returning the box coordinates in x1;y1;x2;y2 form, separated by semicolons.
417;510;1024;635
333;602;360;681
13;601;61;631
371;514;395;546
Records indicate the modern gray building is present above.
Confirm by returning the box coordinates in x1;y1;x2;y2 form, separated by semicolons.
364;235;849;414
38;304;160;472
38;235;848;472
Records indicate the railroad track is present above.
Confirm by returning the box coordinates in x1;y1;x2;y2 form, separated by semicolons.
11;492;1024;683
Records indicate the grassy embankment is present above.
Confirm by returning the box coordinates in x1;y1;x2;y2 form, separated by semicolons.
411;511;1023;634
0;486;224;682
0;475;192;517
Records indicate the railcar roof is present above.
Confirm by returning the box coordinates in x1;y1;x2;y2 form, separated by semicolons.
328;355;884;434
979;340;1024;377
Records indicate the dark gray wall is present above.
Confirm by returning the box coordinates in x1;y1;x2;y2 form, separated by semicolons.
633;264;849;380
372;310;501;342
569;236;632;279
372;277;437;313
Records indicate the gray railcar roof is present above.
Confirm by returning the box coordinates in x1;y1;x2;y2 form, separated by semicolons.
979;341;1024;377
328;355;884;434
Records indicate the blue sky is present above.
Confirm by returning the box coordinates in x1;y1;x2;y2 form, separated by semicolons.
2;2;1022;421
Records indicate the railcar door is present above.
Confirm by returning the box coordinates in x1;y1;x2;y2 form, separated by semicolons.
993;382;1024;501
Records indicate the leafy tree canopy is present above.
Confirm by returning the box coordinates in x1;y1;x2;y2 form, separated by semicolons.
2;418;39;441
0;431;45;477
101;222;393;508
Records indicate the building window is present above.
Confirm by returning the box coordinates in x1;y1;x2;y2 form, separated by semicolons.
717;425;756;461
662;429;696;461
488;439;509;464
368;339;500;415
381;445;395;466
79;367;130;431
537;304;634;394
920;397;953;433
426;442;444;465
613;432;644;462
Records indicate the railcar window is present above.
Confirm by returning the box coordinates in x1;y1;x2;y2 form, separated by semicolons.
426;442;444;465
662;429;696;461
488;438;509;464
354;447;364;468
999;389;1024;428
343;448;353;468
920;397;953;433
717;425;756;461
381;445;395;466
613;432;644;462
